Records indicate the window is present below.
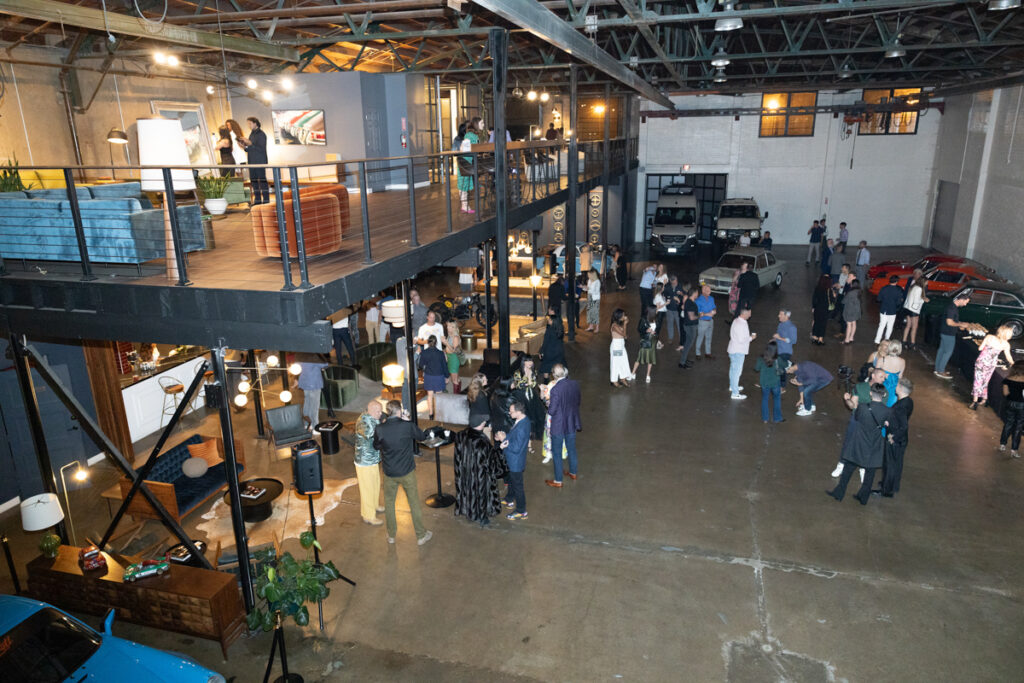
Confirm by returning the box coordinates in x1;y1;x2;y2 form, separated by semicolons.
766;253;776;266
718;205;759;219
931;270;965;284
969;290;994;306
756;254;768;269
654;207;696;225
860;88;920;135
716;254;755;270
759;92;816;137
992;292;1023;309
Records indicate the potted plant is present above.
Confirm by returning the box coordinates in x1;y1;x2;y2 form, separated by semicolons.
247;531;341;632
196;175;231;215
0;156;33;193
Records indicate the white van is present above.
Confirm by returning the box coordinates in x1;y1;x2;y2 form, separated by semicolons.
648;185;699;256
713;198;767;247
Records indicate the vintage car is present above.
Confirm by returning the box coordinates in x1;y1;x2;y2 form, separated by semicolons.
867;253;966;281
867;262;1000;296
78;545;107;572
123;557;170;583
0;595;225;682
712;198;768;247
922;281;1024;339
698;247;786;295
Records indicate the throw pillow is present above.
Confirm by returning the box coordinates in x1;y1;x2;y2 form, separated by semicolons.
187;438;222;467
181;457;209;478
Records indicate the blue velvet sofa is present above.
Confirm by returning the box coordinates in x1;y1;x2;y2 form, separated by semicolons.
0;182;206;266
117;434;246;523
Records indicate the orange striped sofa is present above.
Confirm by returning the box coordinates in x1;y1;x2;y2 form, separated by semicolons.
251;183;350;258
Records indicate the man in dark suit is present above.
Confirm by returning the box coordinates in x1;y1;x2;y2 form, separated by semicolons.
239;116;269;205
545;364;582;488
373;400;432;545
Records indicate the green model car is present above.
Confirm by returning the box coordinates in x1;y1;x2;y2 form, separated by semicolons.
921;280;1024;339
123;556;170;582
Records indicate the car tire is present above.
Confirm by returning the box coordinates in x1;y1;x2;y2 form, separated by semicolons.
773;272;784;289
1001;318;1024;339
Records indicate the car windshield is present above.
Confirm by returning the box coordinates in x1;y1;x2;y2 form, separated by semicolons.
654;207;696;225
715;254;755;270
718;205;758;219
0;608;100;682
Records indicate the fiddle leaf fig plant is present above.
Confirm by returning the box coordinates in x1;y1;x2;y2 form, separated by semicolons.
246;530;341;632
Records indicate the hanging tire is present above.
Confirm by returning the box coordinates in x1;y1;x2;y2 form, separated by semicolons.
773;272;784;289
476;303;497;328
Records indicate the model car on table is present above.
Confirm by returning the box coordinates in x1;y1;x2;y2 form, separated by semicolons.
122;556;170;582
0;595;225;681
78;545;107;571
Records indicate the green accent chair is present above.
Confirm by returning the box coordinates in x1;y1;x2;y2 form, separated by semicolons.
222;177;251;206
320;364;360;410
355;343;398;382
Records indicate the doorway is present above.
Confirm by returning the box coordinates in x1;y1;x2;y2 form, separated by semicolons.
643;173;728;242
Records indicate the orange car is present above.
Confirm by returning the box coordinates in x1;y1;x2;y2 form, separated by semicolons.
867;253;965;281
868;262;1000;295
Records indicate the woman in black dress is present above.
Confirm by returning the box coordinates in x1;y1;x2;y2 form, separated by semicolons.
452;421;508;527
216;126;236;177
810;274;832;345
511;355;546;441
465;373;491;434
538;307;566;378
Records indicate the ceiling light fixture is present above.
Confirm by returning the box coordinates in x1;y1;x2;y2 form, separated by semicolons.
885;40;907;58
527;90;538;101
166;55;179;67
713;68;727;83
838;63;853;79
989;0;1021;9
540;91;550;103
261;90;273;102
715;2;743;32
106;128;129;144
205;84;215;94
153;51;167;65
247;78;258;89
281;77;294;91
711;48;731;68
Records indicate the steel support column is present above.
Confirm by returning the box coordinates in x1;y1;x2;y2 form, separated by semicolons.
566;65;579;343
401;280;420;439
490;28;512;378
247;349;266;438
621;96;633;257
601;82;611;252
484;241;493;349
9;335;68;544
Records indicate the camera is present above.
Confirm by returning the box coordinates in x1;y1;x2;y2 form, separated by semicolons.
837;364;855;393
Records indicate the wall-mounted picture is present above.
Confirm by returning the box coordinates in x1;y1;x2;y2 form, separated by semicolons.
271;109;326;146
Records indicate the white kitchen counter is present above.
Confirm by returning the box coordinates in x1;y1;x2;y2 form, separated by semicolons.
122;355;209;442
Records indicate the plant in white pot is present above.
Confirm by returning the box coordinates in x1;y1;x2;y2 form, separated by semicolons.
196;176;231;215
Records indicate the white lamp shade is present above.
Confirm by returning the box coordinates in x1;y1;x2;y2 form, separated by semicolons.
137;117;196;192
21;492;65;531
382;363;405;387
381;300;406;324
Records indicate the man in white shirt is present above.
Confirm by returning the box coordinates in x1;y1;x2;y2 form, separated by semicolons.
416;310;444;352
855;240;871;284
727;307;756;400
365;300;381;345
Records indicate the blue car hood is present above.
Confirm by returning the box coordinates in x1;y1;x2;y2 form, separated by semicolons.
70;633;216;682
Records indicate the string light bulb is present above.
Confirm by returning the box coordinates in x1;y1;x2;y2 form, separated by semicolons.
266;354;280;367
279;390;292;403
234;394;248;407
288;362;302;375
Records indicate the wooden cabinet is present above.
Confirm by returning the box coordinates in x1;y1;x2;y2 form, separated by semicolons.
26;545;245;658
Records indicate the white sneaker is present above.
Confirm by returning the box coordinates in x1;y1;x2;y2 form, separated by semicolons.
657;341;664;349
858;468;865;483
417;530;433;546
830;463;843;477
738;386;744;392
645;375;651;383
796;408;813;417
731;393;747;400
542;455;552;464
811;405;817;412
999;444;1007;452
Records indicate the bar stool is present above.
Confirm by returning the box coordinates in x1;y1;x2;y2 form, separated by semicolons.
189;370;216;412
159;376;185;427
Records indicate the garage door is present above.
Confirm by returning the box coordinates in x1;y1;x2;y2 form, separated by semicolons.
644;173;728;242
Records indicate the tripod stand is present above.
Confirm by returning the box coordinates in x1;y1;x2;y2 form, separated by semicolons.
262;612;302;683
305;494;356;631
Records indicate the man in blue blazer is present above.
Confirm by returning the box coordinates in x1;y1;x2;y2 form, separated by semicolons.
498;401;531;520
545;364;582;488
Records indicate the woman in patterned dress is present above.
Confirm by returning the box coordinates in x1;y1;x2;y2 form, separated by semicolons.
971;325;1015;410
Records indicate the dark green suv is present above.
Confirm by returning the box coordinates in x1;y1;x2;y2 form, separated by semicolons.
922;280;1024;339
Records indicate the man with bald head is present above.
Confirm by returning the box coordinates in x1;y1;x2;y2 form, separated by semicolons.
354;400;385;525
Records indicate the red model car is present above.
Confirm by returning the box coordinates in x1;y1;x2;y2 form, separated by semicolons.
867;253;965;281
868;262;1000;295
78;545;107;571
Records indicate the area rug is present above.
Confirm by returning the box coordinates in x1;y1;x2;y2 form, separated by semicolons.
196;477;357;550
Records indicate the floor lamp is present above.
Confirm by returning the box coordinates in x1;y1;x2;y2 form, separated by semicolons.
137;117;195;282
106;128;128;179
58;461;89;547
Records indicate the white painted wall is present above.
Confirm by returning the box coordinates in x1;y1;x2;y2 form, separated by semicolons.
635;92;941;246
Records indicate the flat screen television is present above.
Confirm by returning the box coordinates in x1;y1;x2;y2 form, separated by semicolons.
271;109;326;146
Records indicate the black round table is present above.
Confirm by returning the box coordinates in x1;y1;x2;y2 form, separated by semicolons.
419;430;455;508
224;478;284;523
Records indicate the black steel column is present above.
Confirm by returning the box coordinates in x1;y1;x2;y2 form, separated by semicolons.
490;28;512;377
247;349;265;438
621;95;633;256
601;82;611;252
566;64;579;342
401;280;420;437
9;335;67;544
484;240;493;349
211;346;255;611
63;170;96;282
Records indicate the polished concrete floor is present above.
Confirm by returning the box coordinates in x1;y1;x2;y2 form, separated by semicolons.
2;244;1023;682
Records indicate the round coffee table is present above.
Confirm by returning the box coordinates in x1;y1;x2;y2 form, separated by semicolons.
224;478;284;523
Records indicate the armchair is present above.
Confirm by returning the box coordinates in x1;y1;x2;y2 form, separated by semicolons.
265;404;310;447
320;364;360;411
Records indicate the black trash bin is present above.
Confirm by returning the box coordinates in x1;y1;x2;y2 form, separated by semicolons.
317;420;341;455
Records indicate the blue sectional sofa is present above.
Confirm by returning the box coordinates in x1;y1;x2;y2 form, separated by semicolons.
0;182;206;266
117;433;246;523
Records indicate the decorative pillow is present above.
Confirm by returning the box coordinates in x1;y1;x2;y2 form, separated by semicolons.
187;438;222;467
181;457;209;478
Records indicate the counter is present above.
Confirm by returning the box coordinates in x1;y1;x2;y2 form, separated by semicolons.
122;355;210;442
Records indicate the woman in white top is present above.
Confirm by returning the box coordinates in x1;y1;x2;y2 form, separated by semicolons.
900;273;928;349
584;269;602;332
655;263;669;287
609;308;633;387
652;282;667;350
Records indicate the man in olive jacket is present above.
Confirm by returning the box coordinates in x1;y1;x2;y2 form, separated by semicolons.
373;400;433;545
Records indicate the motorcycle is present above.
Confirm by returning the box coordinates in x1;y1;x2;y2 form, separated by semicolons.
429;292;497;328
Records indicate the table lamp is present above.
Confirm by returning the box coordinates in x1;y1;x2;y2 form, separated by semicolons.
137;117;196;282
20;493;65;558
382;363;404;400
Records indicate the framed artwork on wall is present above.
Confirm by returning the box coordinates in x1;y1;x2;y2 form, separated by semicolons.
150;100;216;169
271;109;327;146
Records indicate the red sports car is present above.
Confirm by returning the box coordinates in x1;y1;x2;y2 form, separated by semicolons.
868;262;1000;295
867;253;965;281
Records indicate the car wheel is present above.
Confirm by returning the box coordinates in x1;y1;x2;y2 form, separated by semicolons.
1001;318;1024;339
773;272;783;289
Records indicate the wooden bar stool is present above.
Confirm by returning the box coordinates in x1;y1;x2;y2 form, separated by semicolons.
190;370;216;412
159;376;185;427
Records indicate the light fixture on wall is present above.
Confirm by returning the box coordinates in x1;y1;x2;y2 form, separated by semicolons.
989;0;1021;9
714;2;743;32
884;40;907;58
711;48;730;68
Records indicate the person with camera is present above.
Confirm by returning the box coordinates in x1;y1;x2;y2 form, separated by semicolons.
373;400;432;545
827;382;893;505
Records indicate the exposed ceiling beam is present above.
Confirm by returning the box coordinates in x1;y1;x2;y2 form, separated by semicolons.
165;0;442;24
470;0;674;108
0;0;300;61
616;0;687;90
212;10;448;31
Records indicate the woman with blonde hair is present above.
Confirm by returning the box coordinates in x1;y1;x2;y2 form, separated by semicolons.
443;320;464;393
971;324;1015;410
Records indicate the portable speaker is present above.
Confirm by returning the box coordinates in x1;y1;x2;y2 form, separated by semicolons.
292;440;323;495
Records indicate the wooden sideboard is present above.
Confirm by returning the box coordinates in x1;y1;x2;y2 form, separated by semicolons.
26;545;245;658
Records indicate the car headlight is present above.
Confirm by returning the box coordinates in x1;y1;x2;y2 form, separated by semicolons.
750;230;759;238
717;230;727;238
207;676;226;683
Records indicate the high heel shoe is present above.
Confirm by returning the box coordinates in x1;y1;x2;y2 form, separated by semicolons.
969;402;978;411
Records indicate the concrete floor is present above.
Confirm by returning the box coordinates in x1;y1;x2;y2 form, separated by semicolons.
3;244;1023;682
